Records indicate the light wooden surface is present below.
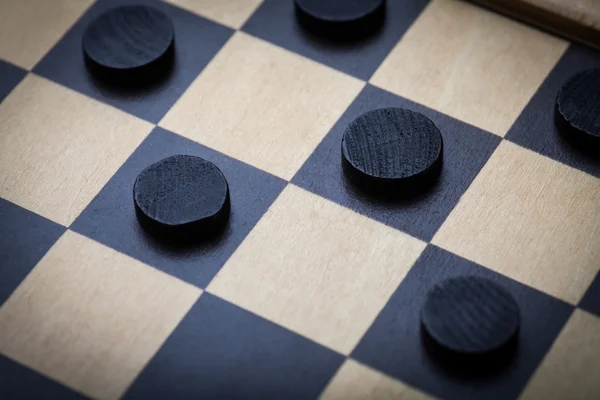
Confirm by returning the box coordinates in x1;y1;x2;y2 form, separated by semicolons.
0;231;202;400
520;310;600;400
0;0;599;398
433;141;600;305
371;0;568;137
471;0;600;50
320;359;435;400
0;0;94;70
166;0;262;29
160;31;364;181
0;75;153;226
208;184;426;355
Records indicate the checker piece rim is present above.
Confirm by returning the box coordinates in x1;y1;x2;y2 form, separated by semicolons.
420;276;521;355
82;5;175;71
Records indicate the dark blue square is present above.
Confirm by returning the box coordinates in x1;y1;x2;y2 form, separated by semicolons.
292;84;500;242
33;0;233;124
0;60;27;102
506;44;600;178
71;127;286;289
0;198;65;306
124;293;344;399
579;270;600;318
352;245;573;400
0;355;88;400
242;0;429;80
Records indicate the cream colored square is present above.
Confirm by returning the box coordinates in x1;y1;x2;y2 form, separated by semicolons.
0;0;93;69
320;359;435;400
0;231;201;400
160;32;364;180
0;75;153;226
166;0;262;29
370;0;568;136
432;141;600;304
208;185;426;355
520;310;600;400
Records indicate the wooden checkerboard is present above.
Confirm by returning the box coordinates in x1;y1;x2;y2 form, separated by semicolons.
0;0;599;399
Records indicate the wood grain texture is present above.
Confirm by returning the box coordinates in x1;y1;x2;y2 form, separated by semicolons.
68;127;287;290
556;68;600;143
160;31;364;180
0;231;202;400
241;0;430;81
351;245;574;400
370;0;568;137
519;309;600;400
341;108;443;196
292;83;501;242
0;0;94;70
207;184;427;355
294;0;386;40
166;0;263;29
82;5;175;84
0;74;153;226
580;273;600;317
432;141;600;305
320;359;435;400
133;154;230;241
295;0;384;22
0;198;65;307
471;0;600;50
421;276;520;355
0;1;598;398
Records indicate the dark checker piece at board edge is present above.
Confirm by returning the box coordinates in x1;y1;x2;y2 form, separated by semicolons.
294;0;386;40
555;68;600;148
421;276;521;369
82;5;175;84
133;155;230;243
341;108;443;197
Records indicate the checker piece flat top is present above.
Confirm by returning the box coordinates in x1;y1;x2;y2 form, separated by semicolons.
82;5;174;79
421;276;521;356
556;68;600;144
341;107;443;196
133;155;230;241
294;0;385;39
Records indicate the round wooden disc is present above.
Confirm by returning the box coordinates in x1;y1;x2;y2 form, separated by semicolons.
556;68;600;146
82;5;174;82
421;276;520;356
341;108;443;196
133;155;230;241
294;0;385;39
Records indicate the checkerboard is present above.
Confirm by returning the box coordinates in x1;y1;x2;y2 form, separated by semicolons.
1;0;599;399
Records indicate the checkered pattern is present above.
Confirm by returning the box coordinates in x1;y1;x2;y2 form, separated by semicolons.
1;0;599;399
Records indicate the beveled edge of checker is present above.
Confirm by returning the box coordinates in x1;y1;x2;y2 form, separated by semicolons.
133;154;231;243
341;107;443;198
555;68;600;149
420;275;521;357
294;0;386;40
82;5;175;84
